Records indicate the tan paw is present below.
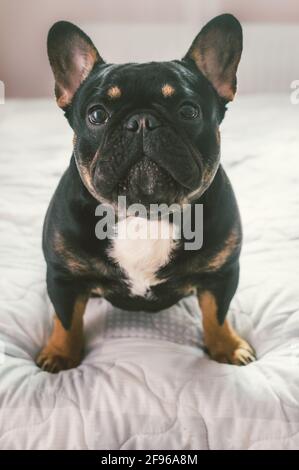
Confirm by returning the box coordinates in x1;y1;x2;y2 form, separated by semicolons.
208;341;256;366
230;343;256;365
36;347;81;373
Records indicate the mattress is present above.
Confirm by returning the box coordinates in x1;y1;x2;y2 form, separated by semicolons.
0;94;298;450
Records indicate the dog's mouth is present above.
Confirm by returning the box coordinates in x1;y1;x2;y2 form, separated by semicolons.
116;158;185;207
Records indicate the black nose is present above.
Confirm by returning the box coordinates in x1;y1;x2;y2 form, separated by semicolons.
125;113;161;132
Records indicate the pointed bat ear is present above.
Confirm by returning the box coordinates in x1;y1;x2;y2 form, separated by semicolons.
47;21;104;109
184;14;243;102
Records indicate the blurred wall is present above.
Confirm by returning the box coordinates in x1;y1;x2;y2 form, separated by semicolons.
1;0;299;98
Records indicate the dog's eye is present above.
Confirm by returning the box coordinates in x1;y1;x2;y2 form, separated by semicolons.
179;104;200;120
88;106;109;125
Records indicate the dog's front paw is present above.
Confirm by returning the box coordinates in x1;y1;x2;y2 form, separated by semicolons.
36;346;81;373
208;340;256;366
230;343;256;365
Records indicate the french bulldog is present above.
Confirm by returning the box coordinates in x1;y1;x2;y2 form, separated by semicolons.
37;14;256;372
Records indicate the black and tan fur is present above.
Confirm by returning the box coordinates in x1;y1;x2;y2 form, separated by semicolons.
37;14;255;372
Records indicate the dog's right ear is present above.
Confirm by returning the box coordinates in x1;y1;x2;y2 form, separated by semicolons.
47;21;104;109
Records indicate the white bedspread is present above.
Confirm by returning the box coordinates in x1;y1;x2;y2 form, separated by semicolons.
0;95;299;450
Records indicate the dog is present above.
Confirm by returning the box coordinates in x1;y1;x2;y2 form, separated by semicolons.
36;14;256;372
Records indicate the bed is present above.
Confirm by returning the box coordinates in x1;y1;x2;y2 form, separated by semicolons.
0;94;298;450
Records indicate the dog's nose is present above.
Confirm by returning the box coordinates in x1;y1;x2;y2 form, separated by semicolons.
125;113;161;132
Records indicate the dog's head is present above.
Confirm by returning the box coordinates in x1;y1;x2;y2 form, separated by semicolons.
48;14;242;208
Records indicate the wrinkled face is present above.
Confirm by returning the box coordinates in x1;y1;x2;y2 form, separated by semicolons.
48;15;242;209
71;61;221;207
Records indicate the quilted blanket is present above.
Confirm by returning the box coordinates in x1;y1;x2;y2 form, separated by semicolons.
0;95;298;450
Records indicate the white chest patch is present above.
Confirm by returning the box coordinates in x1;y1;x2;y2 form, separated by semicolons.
108;216;178;297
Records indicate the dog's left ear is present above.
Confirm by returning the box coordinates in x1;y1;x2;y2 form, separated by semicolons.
47;21;104;109
184;14;242;102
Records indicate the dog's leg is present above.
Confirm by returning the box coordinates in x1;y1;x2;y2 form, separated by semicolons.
36;275;88;372
198;266;255;365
